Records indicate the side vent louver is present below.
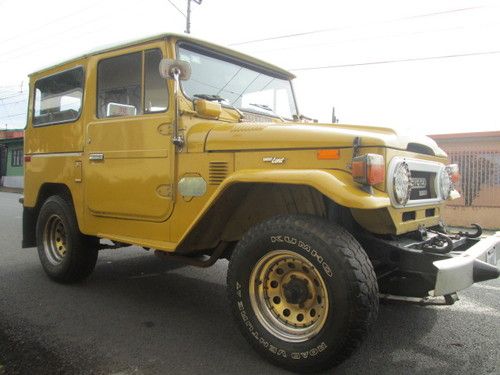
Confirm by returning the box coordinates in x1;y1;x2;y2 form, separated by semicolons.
209;161;228;185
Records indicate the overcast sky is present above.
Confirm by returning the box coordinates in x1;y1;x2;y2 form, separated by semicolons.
0;0;499;134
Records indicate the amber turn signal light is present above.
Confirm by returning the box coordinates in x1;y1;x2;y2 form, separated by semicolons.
351;154;385;186
317;149;340;160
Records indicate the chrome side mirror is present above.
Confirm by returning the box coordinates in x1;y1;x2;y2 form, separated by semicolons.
159;59;191;81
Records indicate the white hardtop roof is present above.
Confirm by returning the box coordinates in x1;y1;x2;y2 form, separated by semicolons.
29;32;295;79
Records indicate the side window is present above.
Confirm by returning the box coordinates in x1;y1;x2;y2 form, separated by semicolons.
97;49;168;118
144;49;168;113
33;67;84;126
97;52;142;118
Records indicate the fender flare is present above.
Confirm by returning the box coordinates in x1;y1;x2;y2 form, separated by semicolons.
176;169;390;250
220;169;390;209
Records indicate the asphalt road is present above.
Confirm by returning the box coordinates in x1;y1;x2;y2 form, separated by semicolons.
0;191;499;375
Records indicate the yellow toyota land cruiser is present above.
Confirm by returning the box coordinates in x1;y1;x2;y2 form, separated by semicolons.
22;33;499;372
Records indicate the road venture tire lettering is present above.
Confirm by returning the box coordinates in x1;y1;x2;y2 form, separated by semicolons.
227;215;379;372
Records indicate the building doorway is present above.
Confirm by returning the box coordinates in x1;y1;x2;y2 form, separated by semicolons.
0;145;7;185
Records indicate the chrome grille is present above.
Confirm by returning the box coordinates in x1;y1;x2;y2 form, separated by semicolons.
409;171;436;200
388;157;446;207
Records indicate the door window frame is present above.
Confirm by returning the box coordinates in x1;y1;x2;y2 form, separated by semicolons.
96;48;169;120
32;66;85;127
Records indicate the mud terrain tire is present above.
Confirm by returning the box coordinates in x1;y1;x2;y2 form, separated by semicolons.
227;215;378;372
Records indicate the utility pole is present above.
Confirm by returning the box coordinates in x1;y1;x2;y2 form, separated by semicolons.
185;0;202;34
332;106;339;124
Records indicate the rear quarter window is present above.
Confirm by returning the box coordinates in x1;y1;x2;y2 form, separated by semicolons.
33;67;84;126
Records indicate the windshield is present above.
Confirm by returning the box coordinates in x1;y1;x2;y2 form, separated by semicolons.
178;45;297;119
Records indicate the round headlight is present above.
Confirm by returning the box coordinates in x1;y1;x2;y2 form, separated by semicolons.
393;161;412;205
440;168;452;199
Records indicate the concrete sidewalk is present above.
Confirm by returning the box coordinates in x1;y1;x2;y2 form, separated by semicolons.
0;187;23;194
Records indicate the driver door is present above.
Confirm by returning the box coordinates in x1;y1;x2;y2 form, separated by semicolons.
84;46;175;224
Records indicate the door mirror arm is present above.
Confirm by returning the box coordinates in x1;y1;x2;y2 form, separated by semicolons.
171;68;184;150
159;59;192;150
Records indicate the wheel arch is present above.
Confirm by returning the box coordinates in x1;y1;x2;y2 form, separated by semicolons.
23;183;79;248
36;183;74;208
176;169;390;254
177;184;361;254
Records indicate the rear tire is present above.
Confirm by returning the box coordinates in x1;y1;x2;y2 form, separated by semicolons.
36;195;98;283
227;215;378;373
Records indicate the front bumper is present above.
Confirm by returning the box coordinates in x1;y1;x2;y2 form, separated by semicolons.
360;229;500;298
431;232;500;296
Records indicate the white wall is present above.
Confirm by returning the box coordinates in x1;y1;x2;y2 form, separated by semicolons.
2;176;24;189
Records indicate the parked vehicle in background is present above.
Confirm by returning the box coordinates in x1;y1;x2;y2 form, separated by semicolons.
21;33;500;372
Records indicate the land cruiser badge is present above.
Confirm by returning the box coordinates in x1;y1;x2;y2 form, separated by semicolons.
263;157;286;164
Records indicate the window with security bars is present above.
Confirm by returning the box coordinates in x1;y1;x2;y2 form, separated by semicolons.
448;150;500;208
11;148;23;167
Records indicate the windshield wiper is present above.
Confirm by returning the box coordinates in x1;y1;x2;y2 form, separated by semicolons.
248;103;285;121
249;103;273;112
193;93;244;120
193;94;226;102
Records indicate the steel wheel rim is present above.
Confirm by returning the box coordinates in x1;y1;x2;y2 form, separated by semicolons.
43;214;67;265
249;250;329;343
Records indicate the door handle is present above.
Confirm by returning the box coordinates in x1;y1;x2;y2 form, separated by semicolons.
89;153;104;161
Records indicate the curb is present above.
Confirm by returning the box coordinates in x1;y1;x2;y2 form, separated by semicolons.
0;187;23;194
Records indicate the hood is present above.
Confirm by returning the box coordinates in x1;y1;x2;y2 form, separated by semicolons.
203;122;447;157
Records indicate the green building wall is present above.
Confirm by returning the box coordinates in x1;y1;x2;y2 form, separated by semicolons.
0;137;24;188
6;139;24;177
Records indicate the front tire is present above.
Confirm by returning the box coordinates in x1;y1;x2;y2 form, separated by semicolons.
36;195;98;283
227;215;378;373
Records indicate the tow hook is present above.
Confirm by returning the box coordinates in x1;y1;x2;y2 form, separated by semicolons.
410;232;454;254
455;223;483;238
420;233;454;254
411;223;484;254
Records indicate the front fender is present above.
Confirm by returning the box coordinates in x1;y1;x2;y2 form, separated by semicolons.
220;169;390;210
175;169;390;251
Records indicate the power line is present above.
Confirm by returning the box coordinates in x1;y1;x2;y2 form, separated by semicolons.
0;14;109;61
167;0;186;17
0;20;124;67
0;85;23;93
0;99;27;106
246;22;493;55
0;0;196;63
0;84;21;89
290;49;500;71
0;112;26;119
0;93;24;101
0;1;199;63
228;6;484;46
0;94;27;119
0;1;101;45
